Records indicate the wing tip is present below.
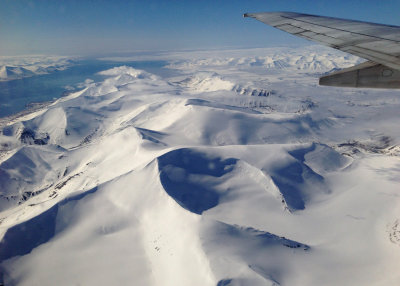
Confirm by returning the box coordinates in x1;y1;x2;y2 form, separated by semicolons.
244;12;264;18
243;12;289;20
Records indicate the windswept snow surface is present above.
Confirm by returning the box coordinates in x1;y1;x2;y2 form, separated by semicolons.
1;46;400;285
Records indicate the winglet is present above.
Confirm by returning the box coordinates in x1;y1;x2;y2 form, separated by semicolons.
243;13;255;18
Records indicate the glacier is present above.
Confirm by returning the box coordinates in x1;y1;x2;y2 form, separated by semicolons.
0;46;400;285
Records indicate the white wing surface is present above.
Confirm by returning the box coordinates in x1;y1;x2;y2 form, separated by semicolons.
244;12;400;88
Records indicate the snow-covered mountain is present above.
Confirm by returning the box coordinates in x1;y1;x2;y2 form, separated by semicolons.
0;66;35;80
0;56;74;81
0;47;400;285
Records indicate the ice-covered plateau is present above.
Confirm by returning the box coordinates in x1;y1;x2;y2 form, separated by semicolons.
0;46;400;286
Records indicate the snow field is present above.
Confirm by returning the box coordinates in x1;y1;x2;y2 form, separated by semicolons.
1;46;400;285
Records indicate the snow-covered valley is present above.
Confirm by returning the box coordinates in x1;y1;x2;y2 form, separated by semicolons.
0;46;400;285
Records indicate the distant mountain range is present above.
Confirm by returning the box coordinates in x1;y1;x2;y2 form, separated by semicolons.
0;56;74;81
0;66;35;80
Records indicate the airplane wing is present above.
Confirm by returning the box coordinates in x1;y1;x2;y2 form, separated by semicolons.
244;12;400;88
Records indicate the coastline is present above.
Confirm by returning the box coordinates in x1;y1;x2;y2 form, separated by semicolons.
0;88;76;128
0;98;56;128
0;59;168;119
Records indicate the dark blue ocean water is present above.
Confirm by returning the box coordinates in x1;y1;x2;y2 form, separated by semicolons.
0;59;168;118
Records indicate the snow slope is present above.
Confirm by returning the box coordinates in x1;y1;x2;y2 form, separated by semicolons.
0;46;400;285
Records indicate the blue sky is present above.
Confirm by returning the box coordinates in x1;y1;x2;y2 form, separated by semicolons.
1;0;400;56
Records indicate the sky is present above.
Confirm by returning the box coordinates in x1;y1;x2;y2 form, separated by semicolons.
1;0;400;56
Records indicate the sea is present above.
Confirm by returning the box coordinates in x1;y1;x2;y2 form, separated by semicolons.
0;59;169;118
